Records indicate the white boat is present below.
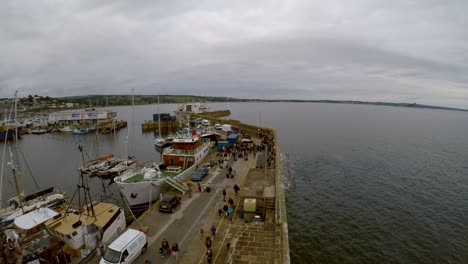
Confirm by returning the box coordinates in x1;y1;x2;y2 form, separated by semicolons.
115;128;211;213
59;126;74;132
46;201;126;250
0;189;66;227
31;128;48;134
44;146;126;255
72;128;87;135
9;207;66;262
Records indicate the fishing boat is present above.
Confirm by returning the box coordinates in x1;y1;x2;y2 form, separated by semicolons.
46;146;126;257
114;127;212;213
9;207;69;263
45;201;126;251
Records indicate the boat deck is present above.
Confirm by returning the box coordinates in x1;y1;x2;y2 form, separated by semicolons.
123;170;180;183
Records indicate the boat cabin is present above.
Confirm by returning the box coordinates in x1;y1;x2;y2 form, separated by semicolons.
46;202;125;251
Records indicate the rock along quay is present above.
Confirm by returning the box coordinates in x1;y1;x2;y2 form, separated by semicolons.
90;116;290;264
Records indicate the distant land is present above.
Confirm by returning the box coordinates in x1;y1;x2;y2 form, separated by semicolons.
1;94;466;113
57;94;468;113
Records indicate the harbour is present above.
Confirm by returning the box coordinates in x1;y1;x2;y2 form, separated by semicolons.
1;102;468;263
0;101;290;263
2;1;467;263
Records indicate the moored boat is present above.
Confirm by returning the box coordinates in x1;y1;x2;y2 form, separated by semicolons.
115;128;212;214
31;128;48;134
59;126;74;132
0;126;15;141
45;201;126;251
0;187;67;226
72;128;87;135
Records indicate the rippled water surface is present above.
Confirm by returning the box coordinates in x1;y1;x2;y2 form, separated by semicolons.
2;102;468;263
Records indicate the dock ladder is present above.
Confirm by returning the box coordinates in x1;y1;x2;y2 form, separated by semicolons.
163;177;189;194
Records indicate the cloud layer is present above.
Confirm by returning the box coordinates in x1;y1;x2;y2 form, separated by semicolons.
1;0;467;107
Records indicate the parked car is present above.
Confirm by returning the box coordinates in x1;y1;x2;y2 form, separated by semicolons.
214;123;222;130
100;229;147;264
159;194;181;213
191;166;210;182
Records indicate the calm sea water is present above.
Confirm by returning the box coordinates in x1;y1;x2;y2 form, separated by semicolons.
2;102;468;263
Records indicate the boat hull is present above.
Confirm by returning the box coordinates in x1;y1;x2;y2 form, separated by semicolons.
118;181;162;215
117;141;211;214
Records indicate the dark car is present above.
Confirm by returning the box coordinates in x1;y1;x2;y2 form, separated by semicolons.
191;166;210;182
159;194;181;213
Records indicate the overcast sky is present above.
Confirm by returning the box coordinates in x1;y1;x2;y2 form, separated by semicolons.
1;1;467;107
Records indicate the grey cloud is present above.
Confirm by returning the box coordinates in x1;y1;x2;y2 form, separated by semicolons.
0;0;467;108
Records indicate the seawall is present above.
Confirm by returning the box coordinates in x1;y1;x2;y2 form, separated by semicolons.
197;114;291;263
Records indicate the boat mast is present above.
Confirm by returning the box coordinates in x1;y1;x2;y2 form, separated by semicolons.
14;91;18;143
79;145;95;217
8;146;24;213
158;96;161;139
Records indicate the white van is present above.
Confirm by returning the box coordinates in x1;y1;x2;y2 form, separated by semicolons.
202;119;210;126
100;229;147;264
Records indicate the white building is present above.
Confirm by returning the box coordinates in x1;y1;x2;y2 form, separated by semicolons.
48;109;117;126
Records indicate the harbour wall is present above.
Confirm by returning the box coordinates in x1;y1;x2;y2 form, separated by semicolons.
195;114;291;264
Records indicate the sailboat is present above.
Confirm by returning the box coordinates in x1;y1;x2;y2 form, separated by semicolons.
0;93;66;227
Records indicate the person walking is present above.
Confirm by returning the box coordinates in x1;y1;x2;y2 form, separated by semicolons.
172;243;180;263
200;227;205;240
217;204;223;217
226;242;231;251
222;188;226;201
187;185;192;198
233;184;240;196
210;225;217;239
227;206;234;223
205;236;212;249
198;182;202;192
223;204;228;216
206;249;213;264
161;239;170;257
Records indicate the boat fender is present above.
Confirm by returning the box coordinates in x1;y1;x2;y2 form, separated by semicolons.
9;200;19;209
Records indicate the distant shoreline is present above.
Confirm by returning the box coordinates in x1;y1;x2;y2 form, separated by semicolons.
59;95;467;113
2;94;467;113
